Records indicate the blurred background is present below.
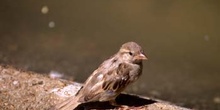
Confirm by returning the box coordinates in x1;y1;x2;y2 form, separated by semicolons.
0;0;219;109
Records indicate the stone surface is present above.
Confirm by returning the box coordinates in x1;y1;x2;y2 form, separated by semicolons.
0;65;190;110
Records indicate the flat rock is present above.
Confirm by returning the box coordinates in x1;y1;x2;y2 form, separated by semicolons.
0;65;191;110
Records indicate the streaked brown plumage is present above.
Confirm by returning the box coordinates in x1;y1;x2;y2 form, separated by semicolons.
51;42;147;110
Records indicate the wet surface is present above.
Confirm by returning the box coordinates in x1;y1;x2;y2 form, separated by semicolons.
0;1;220;110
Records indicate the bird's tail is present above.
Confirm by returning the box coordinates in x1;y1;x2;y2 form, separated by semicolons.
49;96;80;110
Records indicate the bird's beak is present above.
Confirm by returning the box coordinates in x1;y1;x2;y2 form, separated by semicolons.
136;53;148;60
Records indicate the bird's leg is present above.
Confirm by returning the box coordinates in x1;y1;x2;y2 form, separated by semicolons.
109;100;120;106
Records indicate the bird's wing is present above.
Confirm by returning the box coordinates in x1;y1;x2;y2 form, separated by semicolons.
78;62;132;102
102;63;132;92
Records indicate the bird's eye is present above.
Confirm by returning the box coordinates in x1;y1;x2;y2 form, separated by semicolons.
128;52;133;56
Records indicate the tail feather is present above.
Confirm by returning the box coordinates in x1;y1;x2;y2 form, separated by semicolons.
50;96;80;110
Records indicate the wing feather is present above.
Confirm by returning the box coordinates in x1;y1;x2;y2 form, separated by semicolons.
78;62;132;102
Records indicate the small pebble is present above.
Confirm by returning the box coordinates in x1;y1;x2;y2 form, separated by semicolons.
12;81;19;85
49;70;63;79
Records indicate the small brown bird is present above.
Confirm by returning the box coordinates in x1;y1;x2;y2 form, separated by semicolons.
51;42;147;110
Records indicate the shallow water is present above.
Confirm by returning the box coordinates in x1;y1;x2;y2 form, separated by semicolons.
0;1;220;109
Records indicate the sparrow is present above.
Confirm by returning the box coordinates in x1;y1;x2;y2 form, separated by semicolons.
51;41;147;110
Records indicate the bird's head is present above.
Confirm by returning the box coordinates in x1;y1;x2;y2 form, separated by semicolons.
118;42;147;63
